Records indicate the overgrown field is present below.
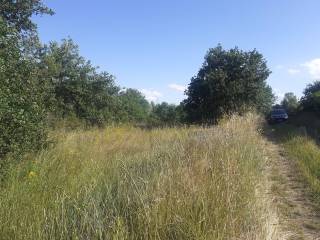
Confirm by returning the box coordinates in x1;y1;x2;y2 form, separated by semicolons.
0;114;276;239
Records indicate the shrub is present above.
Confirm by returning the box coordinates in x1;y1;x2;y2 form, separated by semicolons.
0;20;47;159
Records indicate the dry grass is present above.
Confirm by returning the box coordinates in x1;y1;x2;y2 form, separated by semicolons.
0;113;279;239
272;122;320;203
284;136;320;202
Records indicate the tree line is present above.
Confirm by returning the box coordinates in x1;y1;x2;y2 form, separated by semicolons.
280;82;320;116
2;0;320;162
0;1;185;160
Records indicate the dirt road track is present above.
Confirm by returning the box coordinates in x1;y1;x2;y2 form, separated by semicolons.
267;141;320;240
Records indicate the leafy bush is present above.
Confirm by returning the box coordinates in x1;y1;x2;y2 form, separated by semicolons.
39;40;162;127
0;20;47;159
118;88;151;123
281;92;299;114
183;45;274;123
301;81;320;114
149;102;185;127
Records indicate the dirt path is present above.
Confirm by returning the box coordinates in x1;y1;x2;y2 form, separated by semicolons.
267;141;320;240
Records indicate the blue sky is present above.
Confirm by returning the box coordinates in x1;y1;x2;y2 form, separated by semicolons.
34;0;320;104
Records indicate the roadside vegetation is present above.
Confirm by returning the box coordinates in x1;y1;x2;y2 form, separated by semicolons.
272;123;320;204
0;114;278;239
285;136;320;201
270;79;320;205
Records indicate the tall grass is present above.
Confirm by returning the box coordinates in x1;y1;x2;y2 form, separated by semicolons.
284;136;320;202
272;122;320;203
0;114;277;239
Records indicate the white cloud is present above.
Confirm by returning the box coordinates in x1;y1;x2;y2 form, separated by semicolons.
168;83;186;92
276;65;284;69
302;58;320;79
287;68;300;75
140;89;162;102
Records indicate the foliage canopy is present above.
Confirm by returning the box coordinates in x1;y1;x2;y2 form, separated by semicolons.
183;45;274;122
0;20;47;158
281;92;299;114
301;81;320;113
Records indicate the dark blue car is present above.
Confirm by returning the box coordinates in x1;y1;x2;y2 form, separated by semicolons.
269;108;288;123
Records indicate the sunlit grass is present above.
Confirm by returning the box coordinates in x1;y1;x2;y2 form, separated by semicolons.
284;136;320;202
271;121;320;203
0;114;277;239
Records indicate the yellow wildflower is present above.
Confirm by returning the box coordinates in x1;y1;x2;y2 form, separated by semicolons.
28;171;37;178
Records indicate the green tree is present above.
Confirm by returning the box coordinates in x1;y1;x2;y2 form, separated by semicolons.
0;20;47;158
281;92;299;114
0;0;54;58
183;45;274;123
40;39;121;125
119;88;150;122
0;0;52;161
0;0;53;33
150;102;184;126
301;81;320;113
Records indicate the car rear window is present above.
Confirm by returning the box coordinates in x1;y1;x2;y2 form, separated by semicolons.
272;109;286;114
